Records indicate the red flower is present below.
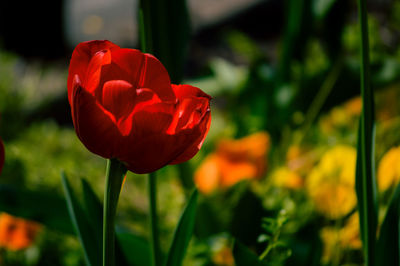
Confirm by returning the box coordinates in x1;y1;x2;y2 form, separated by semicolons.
67;40;211;174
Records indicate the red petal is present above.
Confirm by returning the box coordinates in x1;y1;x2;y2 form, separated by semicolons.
172;84;211;100
84;49;113;97
101;49;144;87
169;110;211;165
102;80;135;120
67;40;119;103
114;88;164;136
109;49;175;101
167;97;210;134
72;82;121;159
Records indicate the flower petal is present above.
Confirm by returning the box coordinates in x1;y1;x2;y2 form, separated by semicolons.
172;84;211;100
72;81;121;159
109;49;175;101
67;40;119;103
102;80;135;119
169;110;211;165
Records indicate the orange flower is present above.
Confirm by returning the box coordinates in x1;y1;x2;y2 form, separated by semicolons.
194;132;270;194
0;213;41;251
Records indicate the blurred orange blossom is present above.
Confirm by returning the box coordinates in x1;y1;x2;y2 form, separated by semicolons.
0;213;42;251
194;132;270;194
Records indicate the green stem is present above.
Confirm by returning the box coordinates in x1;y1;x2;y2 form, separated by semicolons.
103;159;127;266
356;0;377;265
148;171;162;266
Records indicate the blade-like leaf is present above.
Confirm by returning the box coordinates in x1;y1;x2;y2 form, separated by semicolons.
0;184;73;234
164;189;198;266
81;179;103;253
355;123;378;264
117;231;151;266
138;0;190;83
375;183;400;265
355;0;378;264
233;240;264;266
82;178;149;266
61;172;101;266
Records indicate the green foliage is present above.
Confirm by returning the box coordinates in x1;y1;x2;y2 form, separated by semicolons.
233;240;265;266
165;189;198;266
376;183;400;266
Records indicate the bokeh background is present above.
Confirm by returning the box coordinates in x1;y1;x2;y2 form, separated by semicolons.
1;0;400;265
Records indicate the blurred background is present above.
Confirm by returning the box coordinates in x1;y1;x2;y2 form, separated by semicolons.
1;0;400;265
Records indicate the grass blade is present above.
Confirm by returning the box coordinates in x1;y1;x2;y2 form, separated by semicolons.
375;183;400;265
61;172;101;266
164;189;198;266
355;0;378;265
138;0;190;83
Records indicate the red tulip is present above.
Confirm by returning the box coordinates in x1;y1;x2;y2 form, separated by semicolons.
67;40;211;174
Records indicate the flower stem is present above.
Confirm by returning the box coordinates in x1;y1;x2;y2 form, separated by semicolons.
148;171;162;266
103;159;127;266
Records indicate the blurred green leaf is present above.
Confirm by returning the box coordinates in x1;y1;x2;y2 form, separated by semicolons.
0;184;73;234
61;172;101;266
375;183;400;266
81;179;103;252
355;0;378;264
82;177;148;266
312;0;336;19
233;240;264;266
117;231;151;266
138;0;190;83
165;189;198;266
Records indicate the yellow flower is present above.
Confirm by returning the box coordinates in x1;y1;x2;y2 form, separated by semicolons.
194;132;270;194
344;97;362;116
271;167;303;190
320;213;361;263
306;145;357;219
212;246;234;266
377;146;400;191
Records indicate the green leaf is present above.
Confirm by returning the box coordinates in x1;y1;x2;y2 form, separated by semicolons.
0;184;73;234
61;172;101;266
375;184;400;266
233;240;264;266
138;0;190;83
355;122;378;264
81;177;151;266
81;178;134;266
355;0;378;264
312;0;337;19
81;179;103;253
117;231;152;266
164;189;198;266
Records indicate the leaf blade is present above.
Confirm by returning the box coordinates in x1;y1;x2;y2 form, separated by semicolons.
164;189;198;266
61;172;101;266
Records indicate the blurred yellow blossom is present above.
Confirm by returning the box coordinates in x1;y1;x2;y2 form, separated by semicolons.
271;167;303;190
194;132;270;194
306;145;357;219
344;97;362;116
377;146;400;191
319;97;361;135
212;246;234;266
320;213;361;263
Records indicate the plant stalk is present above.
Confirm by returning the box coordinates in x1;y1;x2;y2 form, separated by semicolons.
148;171;162;266
103;159;127;266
